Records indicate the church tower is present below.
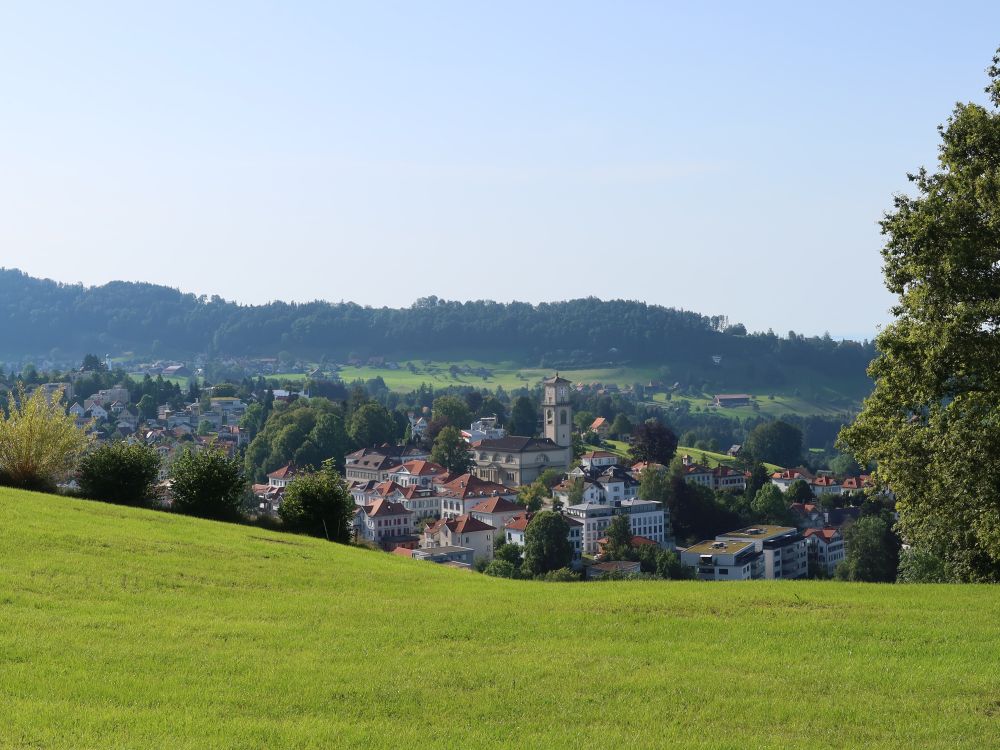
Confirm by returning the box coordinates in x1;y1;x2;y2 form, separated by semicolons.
542;374;573;448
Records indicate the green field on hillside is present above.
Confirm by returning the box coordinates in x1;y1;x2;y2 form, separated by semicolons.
2;490;998;748
328;360;659;393
651;391;856;419
595;439;782;472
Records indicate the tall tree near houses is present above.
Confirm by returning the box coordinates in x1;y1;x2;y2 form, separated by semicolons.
840;51;1000;582
629;420;678;466
430;425;473;475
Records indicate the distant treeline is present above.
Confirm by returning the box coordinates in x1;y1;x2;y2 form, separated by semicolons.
0;269;875;390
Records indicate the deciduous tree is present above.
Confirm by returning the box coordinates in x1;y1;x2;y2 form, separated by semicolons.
839;52;1000;581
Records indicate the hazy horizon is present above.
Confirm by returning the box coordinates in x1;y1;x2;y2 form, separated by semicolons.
4;1;999;339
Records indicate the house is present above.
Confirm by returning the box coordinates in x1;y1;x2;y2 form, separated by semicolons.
162;365;190;378
840;475;873;494
422;515;496;562
462;416;506;444
589;417;611;438
680;540;759;580
771;469;808;492
350;480;442;521
811;476;842;496
587;560;641;579
716;526;808;580
712;394;751;408
385;460;448;488
504;511;583;567
343;445;430;483
354;499;417;550
68;402;86;418
579;450;619;470
790;502;824;530
727;444;743;457
435;473;518;519
469;496;525;531
803;527;846;576
408;414;429;439
267;463;302;489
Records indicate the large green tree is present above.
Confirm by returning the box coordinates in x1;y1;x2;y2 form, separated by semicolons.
744;420;802;468
278;460;354;541
430;425;472;475
839;53;1000;581
509;396;537;437
521;511;573;576
431;395;472;430
629;420;678;465
836;515;900;583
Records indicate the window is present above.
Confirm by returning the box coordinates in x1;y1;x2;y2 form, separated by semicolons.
560;410;567;425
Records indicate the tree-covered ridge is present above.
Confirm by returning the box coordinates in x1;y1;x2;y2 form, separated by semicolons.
0;269;873;388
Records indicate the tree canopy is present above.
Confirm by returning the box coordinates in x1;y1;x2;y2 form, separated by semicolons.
839;51;1000;581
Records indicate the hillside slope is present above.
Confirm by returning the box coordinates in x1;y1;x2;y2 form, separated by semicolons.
1;490;998;749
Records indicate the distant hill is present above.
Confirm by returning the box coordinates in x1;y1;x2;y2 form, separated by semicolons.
2;489;997;748
0;268;875;396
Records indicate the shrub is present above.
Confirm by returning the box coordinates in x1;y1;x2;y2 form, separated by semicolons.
484;560;518;578
278;460;354;542
77;442;160;506
168;448;246;521
0;383;88;491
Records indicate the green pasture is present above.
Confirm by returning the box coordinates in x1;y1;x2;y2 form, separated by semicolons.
1;490;997;748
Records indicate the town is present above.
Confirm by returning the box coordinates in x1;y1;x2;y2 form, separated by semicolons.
3;354;888;582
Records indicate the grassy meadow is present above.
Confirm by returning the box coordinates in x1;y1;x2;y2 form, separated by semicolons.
2;489;998;748
651;391;855;419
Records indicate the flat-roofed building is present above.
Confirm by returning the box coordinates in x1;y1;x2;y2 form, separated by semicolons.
716;525;808;580
680;539;760;580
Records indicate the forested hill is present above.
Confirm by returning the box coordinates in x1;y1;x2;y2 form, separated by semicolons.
0;269;875;392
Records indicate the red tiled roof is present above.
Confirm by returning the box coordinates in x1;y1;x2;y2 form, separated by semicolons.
391;460;447;477
469;496;523;514
267;463;299;480
362;498;411;517
804;527;841;543
437;474;512;500
391;547;415;558
430;514;496;535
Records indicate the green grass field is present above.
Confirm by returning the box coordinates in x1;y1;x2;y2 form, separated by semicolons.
651;391;855;420
595;439;782;472
3;489;998;748
331;360;659;393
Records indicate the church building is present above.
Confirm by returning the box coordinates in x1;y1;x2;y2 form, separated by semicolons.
469;374;573;487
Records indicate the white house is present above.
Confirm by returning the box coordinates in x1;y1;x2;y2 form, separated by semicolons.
355;499;416;549
680;540;759;580
423;515;495;562
716;526;808;580
804;527;846;576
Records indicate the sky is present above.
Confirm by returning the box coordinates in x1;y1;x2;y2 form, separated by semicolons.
2;2;999;340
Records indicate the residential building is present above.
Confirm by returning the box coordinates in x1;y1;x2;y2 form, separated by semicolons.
354;499;417;550
344;445;430;483
716;525;808;580
423;515;495;562
386;460;448;488
462;416;506;444
435;473;518;519
563;498;669;556
589;417;610;439
804;527;847;576
680;540;759;580
579;450;619;470
410;546;475;568
469;496;525;531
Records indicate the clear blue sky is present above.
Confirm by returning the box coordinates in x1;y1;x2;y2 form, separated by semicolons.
2;1;998;339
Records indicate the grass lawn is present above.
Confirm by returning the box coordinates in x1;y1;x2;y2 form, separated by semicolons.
2;490;999;748
594;440;782;472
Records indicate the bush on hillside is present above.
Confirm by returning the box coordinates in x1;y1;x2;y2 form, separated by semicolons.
278;460;354;542
77;442;160;506
169;447;246;521
0;383;89;492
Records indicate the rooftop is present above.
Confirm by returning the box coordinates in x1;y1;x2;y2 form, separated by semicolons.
717;525;797;541
684;539;755;556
